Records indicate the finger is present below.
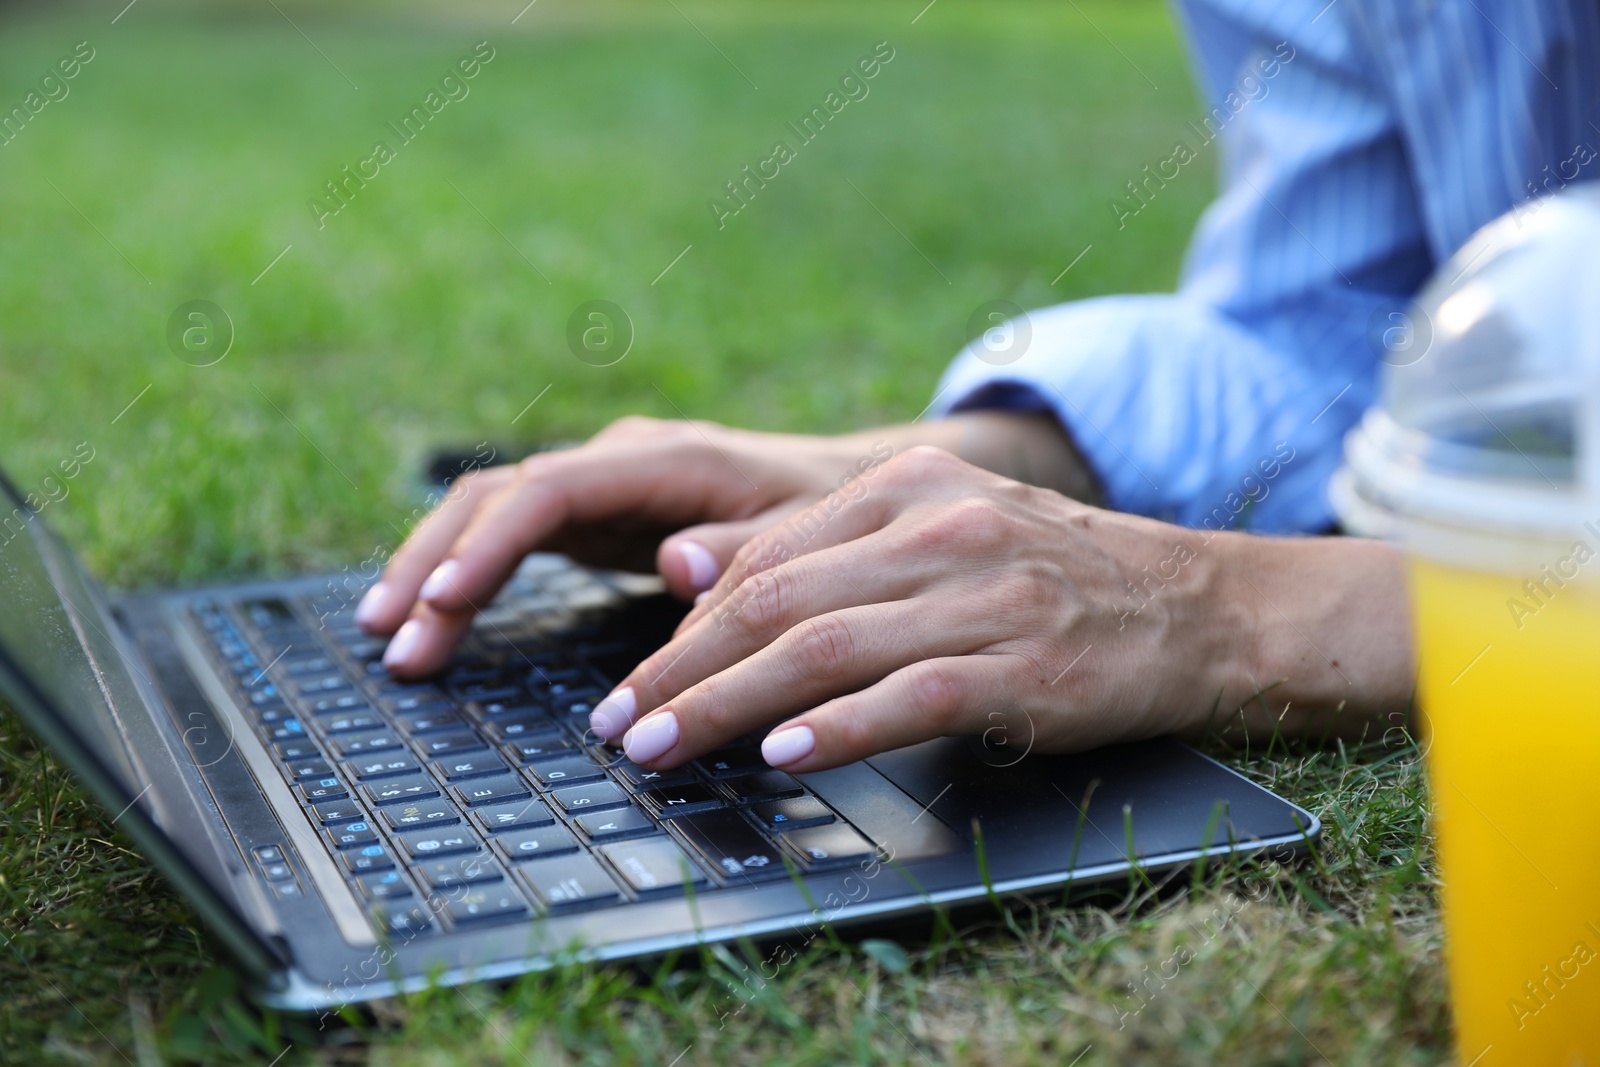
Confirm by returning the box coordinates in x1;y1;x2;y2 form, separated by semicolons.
668;483;892;639
616;598;991;768
379;602;476;678
416;441;771;616
758;654;1037;772
655;502;804;600
356;466;517;636
592;528;913;740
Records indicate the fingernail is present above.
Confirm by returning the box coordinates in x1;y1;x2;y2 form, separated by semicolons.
382;619;423;670
694;590;710;606
419;559;459;602
762;725;815;767
676;540;720;592
589;687;637;741
622;711;679;765
354;582;389;630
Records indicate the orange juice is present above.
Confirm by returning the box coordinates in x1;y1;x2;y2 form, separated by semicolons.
1410;557;1600;1066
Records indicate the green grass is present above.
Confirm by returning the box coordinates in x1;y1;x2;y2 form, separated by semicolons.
0;1;1451;1063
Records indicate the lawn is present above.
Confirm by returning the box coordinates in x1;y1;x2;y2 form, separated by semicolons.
0;1;1450;1063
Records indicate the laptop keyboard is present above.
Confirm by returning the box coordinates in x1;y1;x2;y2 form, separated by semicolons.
189;557;883;937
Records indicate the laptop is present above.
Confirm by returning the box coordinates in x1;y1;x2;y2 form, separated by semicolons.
0;461;1320;1013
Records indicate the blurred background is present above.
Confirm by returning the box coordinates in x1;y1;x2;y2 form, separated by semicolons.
0;0;1204;588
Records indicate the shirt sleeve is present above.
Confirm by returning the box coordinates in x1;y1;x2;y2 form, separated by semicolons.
928;0;1439;535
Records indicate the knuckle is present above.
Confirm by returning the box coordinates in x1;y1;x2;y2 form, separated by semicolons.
733;569;791;637
904;661;965;729
787;614;857;679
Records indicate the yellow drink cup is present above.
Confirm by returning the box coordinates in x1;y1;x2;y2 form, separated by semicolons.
1334;184;1600;1065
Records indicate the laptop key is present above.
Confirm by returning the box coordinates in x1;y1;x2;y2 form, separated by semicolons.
600;839;707;895
516;854;621;911
781;824;880;871
503;736;574;764
453;775;532;808
749;796;834;832
693;748;767;779
321;712;384;735
436;884;528;926
266;720;308;743
362;777;441;807
417;852;503;889
330;730;402;758
341;843;395;874
285;756;333;781
492;825;580;862
471;798;556;834
297;777;348;804
526;754;604;788
381;801;462;832
293;674;352;697
434;752;509;782
395;827;479;860
323;820;379;850
609;760;693;790
483;712;557;741
275;740;321;762
418;732;488;757
720;770;804;804
311;798;363;824
282;655;337;677
677;810;789;882
309;693;370;715
356;869;414;900
349;753;423;780
370;901;432;936
396;710;465;736
637;783;725;819
575;806;658;842
551;781;629;814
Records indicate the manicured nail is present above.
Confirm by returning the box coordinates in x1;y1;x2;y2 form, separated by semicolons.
354;582;389;630
419;559;459;602
589;687;637;740
623;711;679;765
676;540;720;592
694;590;710;606
761;725;815;767
382;619;423;669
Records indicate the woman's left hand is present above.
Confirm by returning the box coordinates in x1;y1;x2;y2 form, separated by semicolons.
592;445;1251;772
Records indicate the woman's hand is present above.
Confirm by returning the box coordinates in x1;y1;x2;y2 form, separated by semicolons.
593;445;1256;771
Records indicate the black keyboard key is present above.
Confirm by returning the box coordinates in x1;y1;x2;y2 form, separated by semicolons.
693;748;767;779
609;759;692;790
311;798;363;824
321;712;384;735
471;698;548;720
417;731;488;757
255;706;296;727
362;776;442;807
454;775;532;808
527;755;604;788
261;861;294;882
471;798;556;834
341;843;395;874
516;854;621;911
397;710;465;736
503;736;574;764
395;827;479;860
492;825;579;862
600;839;707;894
484;712;557;741
575;806;658;841
637;783;725;819
781;824;880;870
370;901;432;936
379;685;448;710
323;819;379;850
436;884;528;926
381;801;462;832
721;770;804;803
749;796;834;832
349;753;423;780
677;810;789;882
417;852;503;889
252;845;284;864
282;655;336;677
297;777;348;804
309;693;370;715
434;752;509;781
284;756;332;781
452;682;524;704
293;674;353;697
356;869;414;900
274;740;321;762
551;781;629;814
330;730;402;758
266;720;309;744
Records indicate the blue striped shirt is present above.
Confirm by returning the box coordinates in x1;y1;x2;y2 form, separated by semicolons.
931;0;1600;533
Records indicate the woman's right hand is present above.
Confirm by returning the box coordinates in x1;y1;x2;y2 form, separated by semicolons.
356;415;902;676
